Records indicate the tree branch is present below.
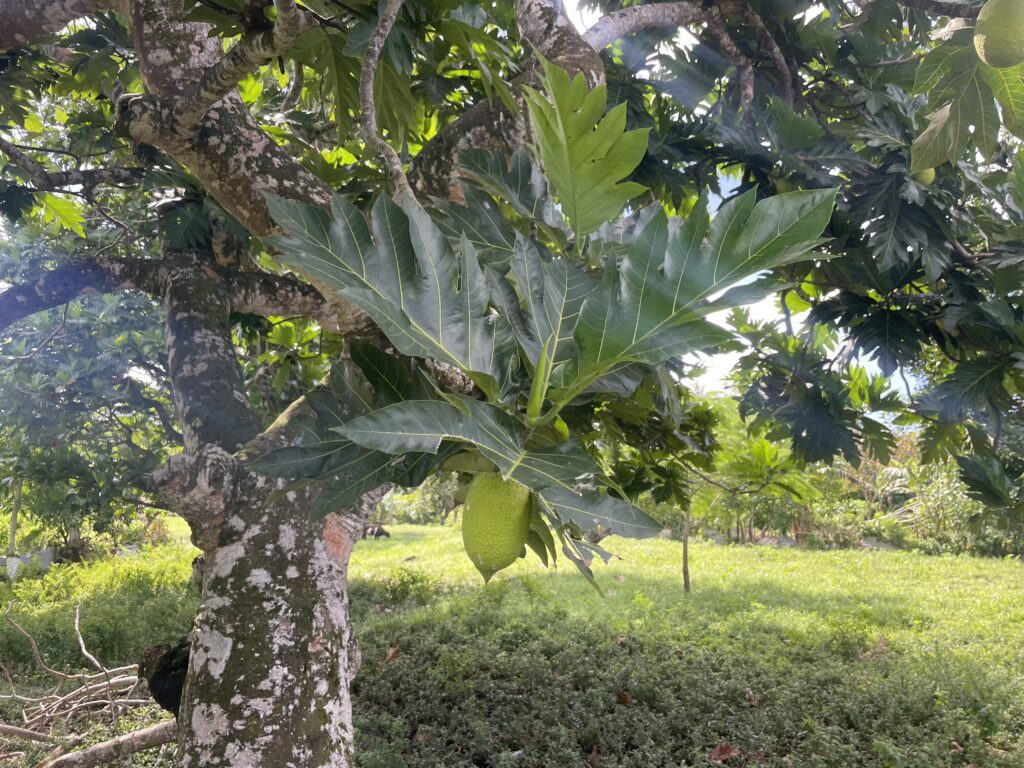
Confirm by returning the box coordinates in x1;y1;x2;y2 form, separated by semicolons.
359;0;414;199
742;5;794;104
582;1;706;50
0;136;145;190
0;258;166;333
0;0;102;50
893;0;981;17
172;0;306;131
41;720;177;768
226;271;384;341
706;13;756;128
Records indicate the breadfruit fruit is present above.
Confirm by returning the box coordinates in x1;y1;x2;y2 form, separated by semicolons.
974;0;1024;69
912;167;936;186
462;473;531;582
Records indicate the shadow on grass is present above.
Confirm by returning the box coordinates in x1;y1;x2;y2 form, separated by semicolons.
352;573;1023;768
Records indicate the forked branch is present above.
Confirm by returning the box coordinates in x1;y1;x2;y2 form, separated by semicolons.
172;0;307;130
0;136;143;191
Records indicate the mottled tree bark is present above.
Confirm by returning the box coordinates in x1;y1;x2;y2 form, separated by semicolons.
0;2;615;766
162;262;261;455
153;445;372;767
154;255;372;766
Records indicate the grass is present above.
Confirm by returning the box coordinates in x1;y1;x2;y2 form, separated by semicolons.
3;524;1023;767
350;527;1024;767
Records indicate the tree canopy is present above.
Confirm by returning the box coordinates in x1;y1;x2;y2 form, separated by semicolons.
1;0;1023;764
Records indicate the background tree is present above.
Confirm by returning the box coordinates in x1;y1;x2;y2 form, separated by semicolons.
1;0;1023;766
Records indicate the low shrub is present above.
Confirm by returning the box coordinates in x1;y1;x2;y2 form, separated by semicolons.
0;542;197;669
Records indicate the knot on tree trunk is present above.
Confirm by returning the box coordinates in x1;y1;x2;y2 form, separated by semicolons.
149;444;246;552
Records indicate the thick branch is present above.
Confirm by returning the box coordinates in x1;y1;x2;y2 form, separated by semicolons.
42;720;177;768
0;259;166;332
0;0;102;50
172;0;306;130
894;0;981;17
227;271;384;340
162;260;261;453
583;1;706;50
359;0;414;199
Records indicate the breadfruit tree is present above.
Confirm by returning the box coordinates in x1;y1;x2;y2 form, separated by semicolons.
1;0;1023;765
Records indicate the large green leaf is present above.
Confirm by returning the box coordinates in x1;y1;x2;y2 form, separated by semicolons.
247;355;447;518
552;188;836;401
956;453;1016;509
522;58;649;240
432;185;517;269
335;397;662;538
491;235;596;376
458;148;555;225
266;193;518;399
911;43;1007;171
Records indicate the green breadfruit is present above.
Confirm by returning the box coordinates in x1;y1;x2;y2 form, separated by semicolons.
912;167;936;186
974;0;1024;68
462;473;531;582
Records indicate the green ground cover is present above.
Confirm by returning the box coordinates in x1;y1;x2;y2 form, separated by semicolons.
3;524;1023;767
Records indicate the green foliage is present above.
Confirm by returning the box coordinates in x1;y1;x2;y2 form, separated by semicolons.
522;56;649;242
0;287;175;543
266;193;518;400
263;64;835;580
348;528;1024;768
0;543;197;667
247;351;448;519
5;531;1023;765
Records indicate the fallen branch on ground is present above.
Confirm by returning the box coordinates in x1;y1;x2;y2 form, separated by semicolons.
0;606;175;766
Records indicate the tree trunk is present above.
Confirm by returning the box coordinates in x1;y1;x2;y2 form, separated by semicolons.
158;446;371;767
66;523;82;559
152;254;380;766
7;480;20;559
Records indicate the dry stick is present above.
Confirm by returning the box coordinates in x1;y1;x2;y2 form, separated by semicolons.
359;0;415;200
41;720;177;768
0;722;64;745
25;677;139;728
73;607;120;734
5;610;84;683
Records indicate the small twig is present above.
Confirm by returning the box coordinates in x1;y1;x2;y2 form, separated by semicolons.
359;0;415;199
6;303;69;362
